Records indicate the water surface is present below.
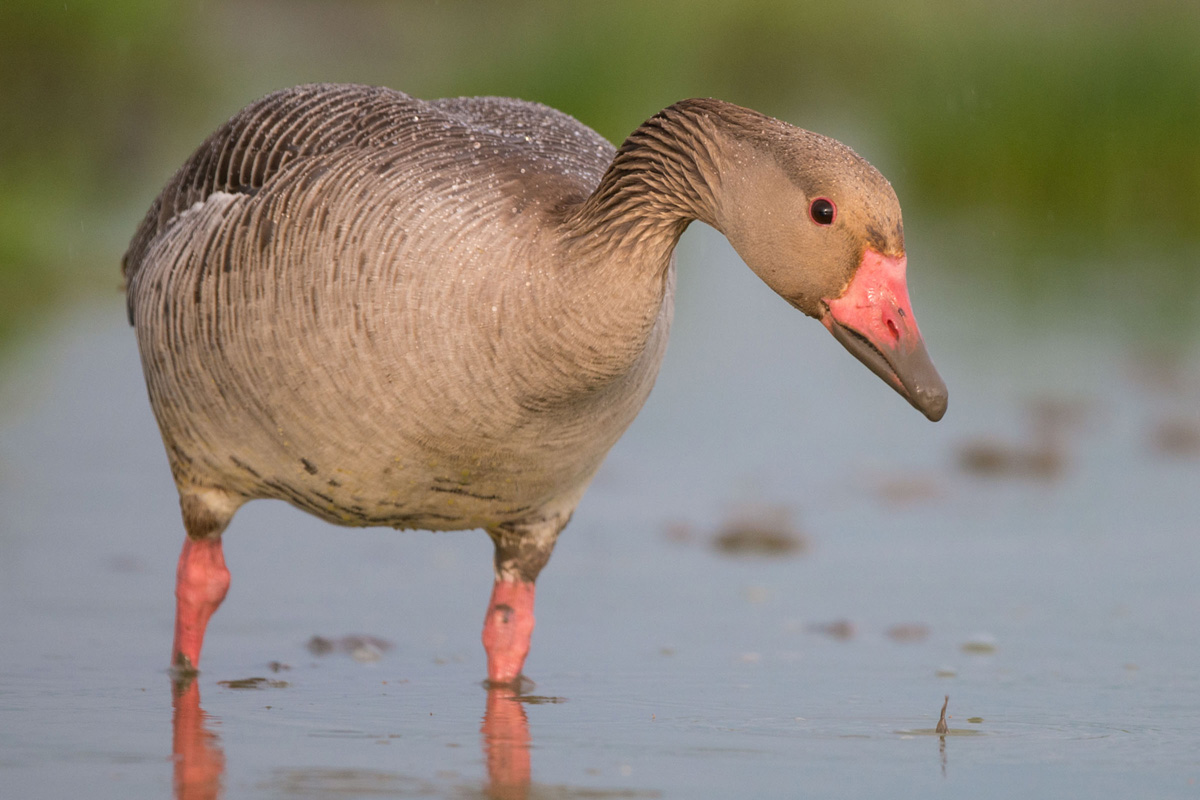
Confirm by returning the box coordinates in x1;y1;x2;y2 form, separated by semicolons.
2;228;1199;798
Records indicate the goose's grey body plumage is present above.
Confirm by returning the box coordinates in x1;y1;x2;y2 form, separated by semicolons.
127;83;945;684
126;84;670;538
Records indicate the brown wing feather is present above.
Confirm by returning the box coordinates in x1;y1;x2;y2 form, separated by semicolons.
122;84;615;323
124;85;416;292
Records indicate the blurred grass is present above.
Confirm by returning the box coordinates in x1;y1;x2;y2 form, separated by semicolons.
1;0;1197;348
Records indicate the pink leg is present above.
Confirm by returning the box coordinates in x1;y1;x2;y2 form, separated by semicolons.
481;579;536;686
171;537;231;675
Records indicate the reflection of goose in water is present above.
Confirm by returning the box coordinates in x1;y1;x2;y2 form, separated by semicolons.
171;681;223;800
483;688;533;799
168;681;567;799
126;83;946;686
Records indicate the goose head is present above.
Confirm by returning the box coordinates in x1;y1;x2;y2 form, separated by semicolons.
718;128;948;422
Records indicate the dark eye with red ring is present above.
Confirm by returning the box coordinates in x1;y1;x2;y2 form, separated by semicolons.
809;197;836;226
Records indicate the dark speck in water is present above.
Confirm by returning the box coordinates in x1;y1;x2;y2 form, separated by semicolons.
515;695;568;705
1149;417;1200;457
1026;396;1091;437
218;677;290;689
267;661;291;673
961;634;997;654
873;474;942;506
307;634;394;662
808;619;856;640
886;623;931;643
1128;351;1190;395
958;438;1064;479
712;505;807;556
307;635;334;655
958;396;1090;480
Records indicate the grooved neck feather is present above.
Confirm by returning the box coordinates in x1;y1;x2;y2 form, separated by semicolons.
564;99;777;268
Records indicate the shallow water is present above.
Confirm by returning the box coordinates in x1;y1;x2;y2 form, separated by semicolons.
2;227;1199;798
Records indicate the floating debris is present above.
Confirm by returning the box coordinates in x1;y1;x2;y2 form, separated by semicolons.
308;634;394;662
873;474;942;506
267;661;291;673
885;623;930;643
1150;417;1200;457
712;505;808;557
958;395;1091;480
958;438;1063;479
1127;351;1189;395
807;619;855;640
218;677;289;689
1026;396;1091;437
936;695;950;734
960;634;997;654
515;695;567;705
307;636;335;656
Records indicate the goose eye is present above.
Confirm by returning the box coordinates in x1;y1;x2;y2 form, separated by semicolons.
809;198;836;226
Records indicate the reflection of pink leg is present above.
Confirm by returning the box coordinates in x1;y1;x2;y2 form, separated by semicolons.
482;687;531;800
171;538;231;675
481;579;536;686
171;679;225;800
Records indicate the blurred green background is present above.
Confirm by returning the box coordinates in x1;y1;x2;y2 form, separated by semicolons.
1;0;1197;349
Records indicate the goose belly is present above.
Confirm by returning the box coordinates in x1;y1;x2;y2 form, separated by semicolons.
139;328;663;531
133;258;670;532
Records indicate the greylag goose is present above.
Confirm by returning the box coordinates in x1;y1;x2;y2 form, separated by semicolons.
123;84;947;686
